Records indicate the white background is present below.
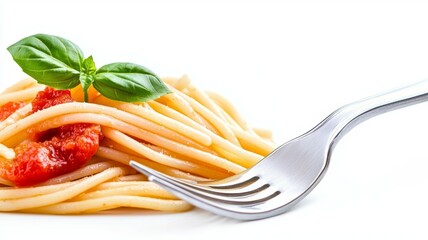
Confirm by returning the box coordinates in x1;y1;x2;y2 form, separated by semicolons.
1;0;428;239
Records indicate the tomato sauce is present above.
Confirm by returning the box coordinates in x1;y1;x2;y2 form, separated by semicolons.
0;101;25;121
0;87;103;187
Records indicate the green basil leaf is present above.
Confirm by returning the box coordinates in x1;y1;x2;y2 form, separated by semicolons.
7;33;84;89
80;56;96;102
81;55;96;74
93;62;171;102
7;34;171;103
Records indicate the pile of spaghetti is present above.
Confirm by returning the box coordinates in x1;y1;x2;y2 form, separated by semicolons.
0;76;275;214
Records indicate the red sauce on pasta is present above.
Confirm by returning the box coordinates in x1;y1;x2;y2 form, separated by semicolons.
0;101;25;121
0;88;103;187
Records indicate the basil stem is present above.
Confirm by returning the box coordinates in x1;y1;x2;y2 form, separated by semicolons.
80;56;96;102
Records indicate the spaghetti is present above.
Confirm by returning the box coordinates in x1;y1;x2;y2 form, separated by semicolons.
0;75;275;214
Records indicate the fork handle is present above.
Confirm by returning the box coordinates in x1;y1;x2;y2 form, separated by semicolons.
317;79;428;145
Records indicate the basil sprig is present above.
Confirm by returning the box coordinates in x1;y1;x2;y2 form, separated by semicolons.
7;34;171;102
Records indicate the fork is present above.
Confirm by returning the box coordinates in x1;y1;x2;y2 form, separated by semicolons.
130;79;428;220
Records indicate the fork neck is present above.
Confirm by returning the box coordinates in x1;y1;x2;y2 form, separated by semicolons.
315;79;428;148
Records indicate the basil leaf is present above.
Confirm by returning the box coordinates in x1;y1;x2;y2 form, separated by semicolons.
81;55;96;74
93;62;171;102
7;34;171;103
80;56;96;102
7;34;83;89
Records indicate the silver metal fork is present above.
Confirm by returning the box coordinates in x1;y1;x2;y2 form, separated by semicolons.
130;79;428;220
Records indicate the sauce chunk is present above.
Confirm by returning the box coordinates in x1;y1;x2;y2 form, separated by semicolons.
1;87;103;187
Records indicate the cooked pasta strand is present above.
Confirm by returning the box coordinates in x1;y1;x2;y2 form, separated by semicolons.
0;167;128;211
25;196;192;214
0;76;274;214
0;86;44;106
1;78;37;94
